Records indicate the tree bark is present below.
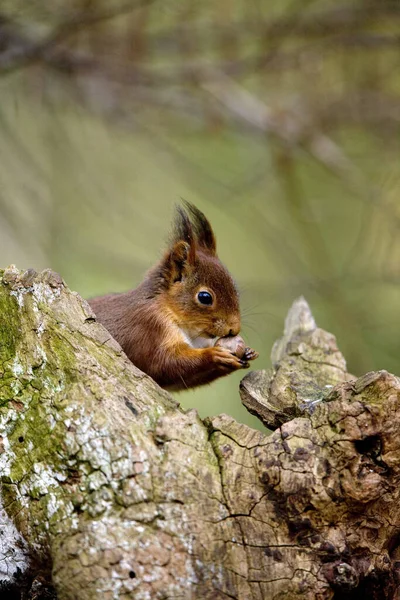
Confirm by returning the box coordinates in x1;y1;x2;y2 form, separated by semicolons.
0;266;399;600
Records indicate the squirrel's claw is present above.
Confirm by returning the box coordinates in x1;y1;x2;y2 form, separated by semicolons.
243;347;259;362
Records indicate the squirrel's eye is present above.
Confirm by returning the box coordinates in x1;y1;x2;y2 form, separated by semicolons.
197;291;213;306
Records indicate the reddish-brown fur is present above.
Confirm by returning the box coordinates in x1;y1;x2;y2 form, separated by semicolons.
89;203;257;390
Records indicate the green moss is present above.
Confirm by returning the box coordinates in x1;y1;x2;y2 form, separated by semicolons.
0;482;18;509
0;283;21;363
44;330;78;385
0;281;79;539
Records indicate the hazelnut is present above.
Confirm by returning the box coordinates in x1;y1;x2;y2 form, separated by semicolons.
215;335;246;358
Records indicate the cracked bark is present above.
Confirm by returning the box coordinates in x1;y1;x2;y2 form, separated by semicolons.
0;267;399;600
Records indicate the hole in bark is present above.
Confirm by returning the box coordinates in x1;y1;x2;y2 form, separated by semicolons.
124;398;138;417
329;563;396;600
0;571;57;600
354;435;381;458
129;570;136;579
388;531;400;557
354;435;391;477
331;573;395;600
288;518;311;535
0;582;20;600
65;468;80;485
264;547;283;561
18;436;24;443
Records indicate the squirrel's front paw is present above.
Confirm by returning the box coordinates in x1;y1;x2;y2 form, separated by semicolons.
209;347;249;371
215;335;259;364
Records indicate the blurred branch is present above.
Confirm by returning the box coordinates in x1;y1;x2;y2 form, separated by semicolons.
1;0;400;82
137;3;400;48
201;68;356;179
0;0;154;74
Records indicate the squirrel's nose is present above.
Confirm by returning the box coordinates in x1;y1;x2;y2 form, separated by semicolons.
228;326;240;337
226;317;240;337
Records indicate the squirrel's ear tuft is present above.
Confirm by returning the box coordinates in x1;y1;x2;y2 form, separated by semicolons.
172;205;194;247
182;201;217;256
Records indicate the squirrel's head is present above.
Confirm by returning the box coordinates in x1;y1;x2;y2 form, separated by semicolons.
158;202;241;340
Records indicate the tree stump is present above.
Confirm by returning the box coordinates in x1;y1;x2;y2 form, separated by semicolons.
0;266;399;600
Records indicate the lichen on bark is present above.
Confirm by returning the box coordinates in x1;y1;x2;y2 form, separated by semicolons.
0;267;400;600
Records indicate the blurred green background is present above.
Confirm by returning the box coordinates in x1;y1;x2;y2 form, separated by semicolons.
1;0;399;429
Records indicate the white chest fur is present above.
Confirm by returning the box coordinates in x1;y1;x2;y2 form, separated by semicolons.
178;327;216;349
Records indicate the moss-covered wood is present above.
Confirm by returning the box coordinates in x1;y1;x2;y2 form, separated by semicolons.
0;266;399;600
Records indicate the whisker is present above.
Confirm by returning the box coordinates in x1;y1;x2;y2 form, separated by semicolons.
179;374;189;390
241;323;264;342
242;309;279;319
241;300;265;312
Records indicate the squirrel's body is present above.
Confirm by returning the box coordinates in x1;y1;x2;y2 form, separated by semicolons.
89;203;257;390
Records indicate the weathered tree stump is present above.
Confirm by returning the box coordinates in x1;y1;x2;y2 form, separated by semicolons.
0;266;399;600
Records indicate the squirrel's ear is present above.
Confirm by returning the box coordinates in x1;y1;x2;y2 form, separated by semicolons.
165;207;196;285
182;201;217;256
161;204;207;286
163;241;195;285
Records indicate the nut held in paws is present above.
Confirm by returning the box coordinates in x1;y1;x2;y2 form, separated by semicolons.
215;335;246;358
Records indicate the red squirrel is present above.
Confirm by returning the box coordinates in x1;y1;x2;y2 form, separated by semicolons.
89;202;258;390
